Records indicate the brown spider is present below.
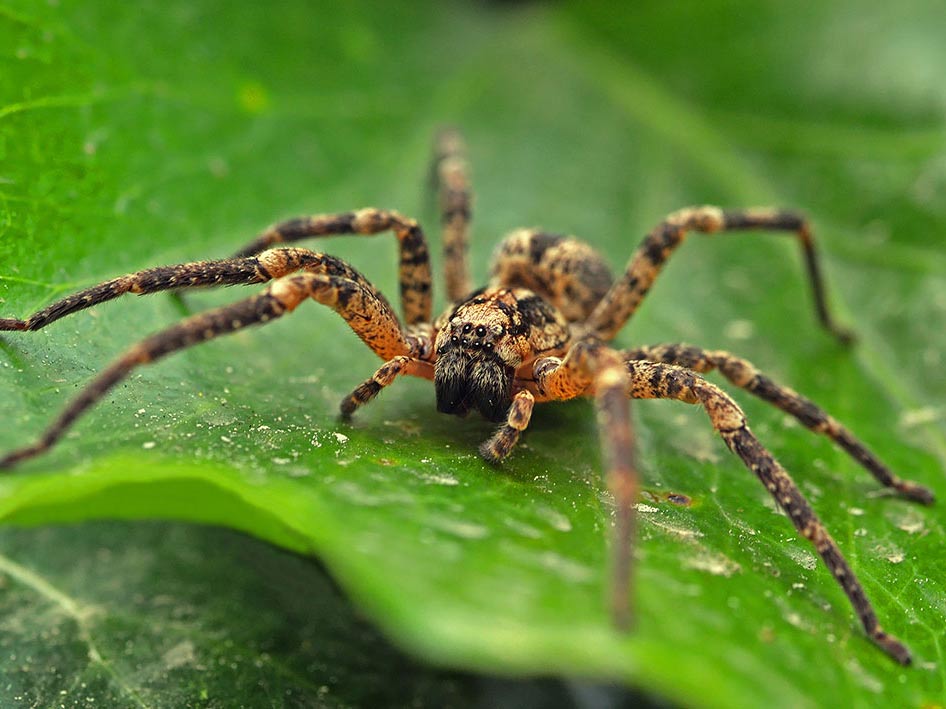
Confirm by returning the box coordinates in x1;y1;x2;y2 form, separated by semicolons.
0;129;934;666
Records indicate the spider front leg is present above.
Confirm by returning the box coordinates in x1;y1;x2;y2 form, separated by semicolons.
1;270;418;469
624;358;912;665
623;344;934;504
586;206;854;343
527;340;638;630
230;208;433;325
339;353;435;420
0;248;392;335
479;390;535;462
2;204;435;332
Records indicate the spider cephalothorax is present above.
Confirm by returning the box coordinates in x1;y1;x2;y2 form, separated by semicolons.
0;129;934;666
434;287;568;421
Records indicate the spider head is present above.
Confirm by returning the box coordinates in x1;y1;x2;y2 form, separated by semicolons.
434;316;518;422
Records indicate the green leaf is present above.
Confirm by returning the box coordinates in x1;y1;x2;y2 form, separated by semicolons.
2;1;944;706
0;520;472;707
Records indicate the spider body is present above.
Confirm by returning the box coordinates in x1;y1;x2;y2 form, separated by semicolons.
0;129;934;666
434;286;568;422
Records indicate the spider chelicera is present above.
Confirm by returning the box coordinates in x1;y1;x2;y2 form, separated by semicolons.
0;129;933;665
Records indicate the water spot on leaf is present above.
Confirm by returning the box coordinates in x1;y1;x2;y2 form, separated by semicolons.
427;517;488;540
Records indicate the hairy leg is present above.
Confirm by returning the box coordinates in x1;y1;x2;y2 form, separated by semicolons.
0;271;418;469
0;248;392;330
624;358;911;664
585;206;853;343
528;340;637;630
623;343;933;504
479;389;535;462
431;128;473;302
340;354;435;419
231;208;432;324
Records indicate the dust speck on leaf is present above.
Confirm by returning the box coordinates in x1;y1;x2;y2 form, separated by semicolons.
384;419;422;436
534;506;572;533
783;545;818;571
427;517;489;540
894;508;926;535
417;472;459;486
723;319;755;340
683;550;741;577
162;640;196;670
538;551;594;583
898;406;941;428
643;515;704;540
844;658;884;694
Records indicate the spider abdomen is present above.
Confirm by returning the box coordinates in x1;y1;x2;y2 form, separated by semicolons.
489;229;614;322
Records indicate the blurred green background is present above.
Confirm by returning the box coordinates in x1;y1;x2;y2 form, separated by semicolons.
1;1;944;706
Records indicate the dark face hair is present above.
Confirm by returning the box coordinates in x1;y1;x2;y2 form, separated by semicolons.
434;348;512;422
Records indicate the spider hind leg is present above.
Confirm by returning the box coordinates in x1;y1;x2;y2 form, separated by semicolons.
624;358;913;665
623;343;934;504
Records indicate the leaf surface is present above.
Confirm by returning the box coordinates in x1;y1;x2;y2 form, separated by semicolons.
1;1;944;706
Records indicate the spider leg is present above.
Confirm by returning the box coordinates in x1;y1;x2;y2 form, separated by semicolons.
230;208;432;324
529;340;638;630
431;128;473;303
624;358;911;665
623;344;934;504
479;389;535;462
0;248;392;332
339;354;435;419
585;206;853;343
0;271;418;469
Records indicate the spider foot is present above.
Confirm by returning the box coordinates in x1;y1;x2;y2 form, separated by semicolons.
896;480;935;505
830;324;857;347
477;438;508;465
338;395;360;421
871;628;912;666
0;443;44;469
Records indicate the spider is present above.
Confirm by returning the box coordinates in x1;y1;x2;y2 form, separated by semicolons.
0;129;934;666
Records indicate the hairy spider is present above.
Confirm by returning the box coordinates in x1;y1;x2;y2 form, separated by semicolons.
0;129;933;665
